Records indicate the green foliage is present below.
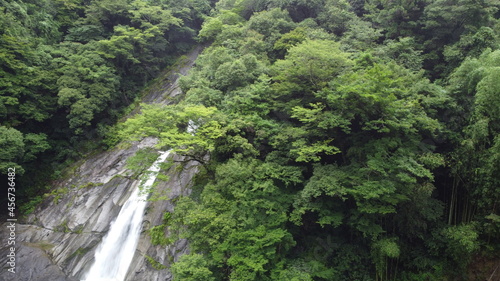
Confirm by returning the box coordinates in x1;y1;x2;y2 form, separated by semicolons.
246;8;295;45
19;195;44;215
5;0;500;280
119;103;222;161
125;148;159;177
448;49;500;221
340;18;382;51
198;17;224;41
272;39;352;96
46;187;70;205
0;126;49;175
147;211;173;247
316;0;357;36
144;255;167;270
399;265;445;281
150;4;496;279
444;27;498;68
371;238;400;280
273;27;307;57
56;220;71;233
375;37;424;71
0;126;25;174
56;44;120;134
171;254;216;281
169;157;298;280
442;223;479;269
198;10;245;41
149;224;172;247
423;0;499;43
365;0;425;39
422;0;500;76
0;0;213;211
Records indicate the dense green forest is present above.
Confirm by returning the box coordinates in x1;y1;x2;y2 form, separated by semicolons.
2;0;500;280
0;0;214;210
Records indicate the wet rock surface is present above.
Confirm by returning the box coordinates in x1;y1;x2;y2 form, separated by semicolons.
0;47;203;281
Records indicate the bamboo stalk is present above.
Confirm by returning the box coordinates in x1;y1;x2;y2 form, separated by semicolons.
487;263;499;281
448;177;456;225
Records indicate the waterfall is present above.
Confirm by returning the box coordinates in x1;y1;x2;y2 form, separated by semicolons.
82;151;171;281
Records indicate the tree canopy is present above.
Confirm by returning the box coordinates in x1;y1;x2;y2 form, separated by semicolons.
116;1;500;279
3;0;500;280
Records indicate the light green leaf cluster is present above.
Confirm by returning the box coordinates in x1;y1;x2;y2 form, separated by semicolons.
119;104;221;160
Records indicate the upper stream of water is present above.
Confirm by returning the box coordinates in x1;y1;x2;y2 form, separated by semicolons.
82;151;170;281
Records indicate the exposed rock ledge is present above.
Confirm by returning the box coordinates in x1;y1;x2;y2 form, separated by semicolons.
0;146;198;281
0;46;203;281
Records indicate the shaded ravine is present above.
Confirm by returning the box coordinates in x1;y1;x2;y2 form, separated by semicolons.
0;46;203;281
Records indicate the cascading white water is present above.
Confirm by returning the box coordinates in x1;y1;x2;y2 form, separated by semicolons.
83;151;171;281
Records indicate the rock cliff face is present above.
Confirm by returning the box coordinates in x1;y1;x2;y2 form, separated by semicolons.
0;46;203;281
